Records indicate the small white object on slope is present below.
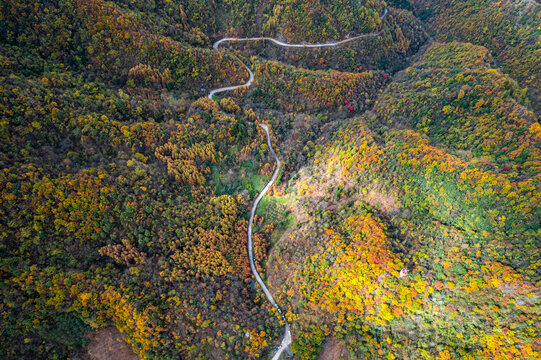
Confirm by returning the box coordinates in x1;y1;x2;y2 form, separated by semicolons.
399;267;409;278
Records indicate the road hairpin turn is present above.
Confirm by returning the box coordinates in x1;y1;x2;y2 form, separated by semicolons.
207;9;388;358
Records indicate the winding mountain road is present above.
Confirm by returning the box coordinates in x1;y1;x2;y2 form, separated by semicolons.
248;124;291;360
213;9;387;50
207;9;388;359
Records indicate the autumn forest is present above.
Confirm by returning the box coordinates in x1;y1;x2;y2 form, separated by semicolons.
0;0;539;359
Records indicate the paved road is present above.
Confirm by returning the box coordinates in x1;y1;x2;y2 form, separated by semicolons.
207;62;254;100
213;9;387;50
207;8;387;100
248;124;292;360
207;9;388;358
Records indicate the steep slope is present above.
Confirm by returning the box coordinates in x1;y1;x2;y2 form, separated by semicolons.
216;7;428;74
113;0;388;42
0;67;279;358
1;1;285;357
371;41;539;179
411;0;541;114
1;0;539;359
267;41;540;359
1;0;248;90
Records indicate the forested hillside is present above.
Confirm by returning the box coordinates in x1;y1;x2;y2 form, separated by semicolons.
268;42;539;359
0;0;539;359
411;0;541;114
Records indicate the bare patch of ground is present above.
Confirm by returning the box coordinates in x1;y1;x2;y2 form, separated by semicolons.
361;183;401;217
87;327;139;360
317;337;353;360
266;227;307;292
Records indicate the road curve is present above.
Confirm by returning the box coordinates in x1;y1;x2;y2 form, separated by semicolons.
207;63;254;100
213;9;388;49
248;124;292;360
208;8;388;100
207;9;388;359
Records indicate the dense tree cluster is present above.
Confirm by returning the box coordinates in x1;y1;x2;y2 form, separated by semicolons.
114;0;388;43
222;7;427;74
0;1;284;353
1;0;539;359
266;40;539;360
249;58;388;112
411;0;541;114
